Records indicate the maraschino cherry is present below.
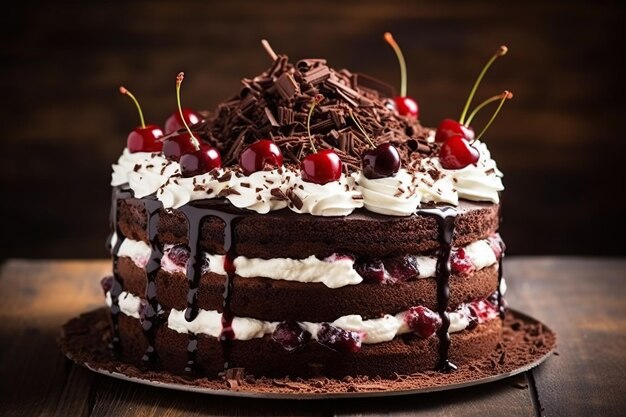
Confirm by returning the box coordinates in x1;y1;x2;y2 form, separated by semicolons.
300;95;342;184
439;135;480;169
164;107;201;134
239;139;283;175
384;32;418;118
173;72;221;177
119;86;163;153
439;90;512;169
435;45;508;143
349;109;401;179
162;132;197;161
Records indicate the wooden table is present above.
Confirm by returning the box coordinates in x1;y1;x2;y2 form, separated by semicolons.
0;258;624;416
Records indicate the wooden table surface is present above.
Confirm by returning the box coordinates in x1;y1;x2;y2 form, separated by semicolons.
0;257;624;416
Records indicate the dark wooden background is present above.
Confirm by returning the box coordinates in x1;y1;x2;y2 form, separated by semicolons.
2;0;625;259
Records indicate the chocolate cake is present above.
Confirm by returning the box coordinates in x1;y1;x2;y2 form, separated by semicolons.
103;39;510;379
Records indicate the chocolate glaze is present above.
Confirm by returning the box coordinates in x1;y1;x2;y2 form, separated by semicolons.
141;197;164;363
178;200;245;372
108;187;132;351
418;207;458;372
497;258;505;318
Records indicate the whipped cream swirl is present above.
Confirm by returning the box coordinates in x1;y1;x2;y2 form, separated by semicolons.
111;138;503;216
353;169;421;216
289;173;363;216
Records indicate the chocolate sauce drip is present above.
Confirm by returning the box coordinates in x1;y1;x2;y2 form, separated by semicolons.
497;257;505;319
107;187;132;351
141;197;164;363
178;200;244;373
417;207;458;372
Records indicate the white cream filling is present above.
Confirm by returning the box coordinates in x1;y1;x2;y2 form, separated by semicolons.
105;291;142;319
114;236;499;289
111;139;503;216
117;238;151;268
233;255;362;289
108;290;496;344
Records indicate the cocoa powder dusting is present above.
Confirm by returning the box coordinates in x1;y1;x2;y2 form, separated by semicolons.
59;309;556;397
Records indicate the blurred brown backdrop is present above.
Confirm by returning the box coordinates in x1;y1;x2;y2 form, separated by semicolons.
2;0;625;259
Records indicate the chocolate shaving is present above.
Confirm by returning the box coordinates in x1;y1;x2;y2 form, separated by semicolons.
275;72;300;100
286;189;304;210
217;172;233;183
194;54;433;173
270;188;289;201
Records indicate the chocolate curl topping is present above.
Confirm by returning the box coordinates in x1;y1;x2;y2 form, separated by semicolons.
194;53;434;172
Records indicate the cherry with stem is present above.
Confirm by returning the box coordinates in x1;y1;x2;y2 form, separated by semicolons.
384;32;419;118
349;109;401;179
435;45;508;143
119;86;163;153
175;72;221;177
300;95;342;184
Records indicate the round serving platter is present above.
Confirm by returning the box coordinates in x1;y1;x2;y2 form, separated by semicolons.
59;308;555;399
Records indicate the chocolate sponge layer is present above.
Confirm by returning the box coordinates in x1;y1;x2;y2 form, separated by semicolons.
117;313;501;378
117;197;500;259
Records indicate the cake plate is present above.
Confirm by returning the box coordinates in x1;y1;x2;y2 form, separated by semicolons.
59;308;555;399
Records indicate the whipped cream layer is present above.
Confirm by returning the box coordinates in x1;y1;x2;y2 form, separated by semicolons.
111;139;503;216
115;236;500;288
107;290;499;344
105;291;143;319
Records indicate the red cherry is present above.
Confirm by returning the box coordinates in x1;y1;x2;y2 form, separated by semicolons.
439;135;480;170
301;149;342;185
127;125;164;153
162;132;197;161
362;143;401;179
238;139;283;175
405;306;442;339
394;96;419;118
435;118;475;143
164;108;201;134
179;143;221;177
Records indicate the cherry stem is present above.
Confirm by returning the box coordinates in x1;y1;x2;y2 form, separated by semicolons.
307;94;324;154
384;32;407;97
459;45;508;125
474;91;513;142
261;39;278;61
465;92;509;126
348;109;376;148
119;86;146;129
176;72;200;151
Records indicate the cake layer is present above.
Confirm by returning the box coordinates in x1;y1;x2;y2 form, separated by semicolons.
117;256;499;321
115;313;501;378
117;196;499;259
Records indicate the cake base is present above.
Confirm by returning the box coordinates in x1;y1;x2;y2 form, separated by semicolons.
58;308;555;398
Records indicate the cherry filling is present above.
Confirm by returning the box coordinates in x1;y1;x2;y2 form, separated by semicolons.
100;275;114;295
162;245;211;274
355;255;419;284
404;306;442;338
467;297;500;322
450;248;475;276
272;321;311;352
317;323;362;353
487;234;505;260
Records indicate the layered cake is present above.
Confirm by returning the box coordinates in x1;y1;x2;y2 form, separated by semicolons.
104;38;511;378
